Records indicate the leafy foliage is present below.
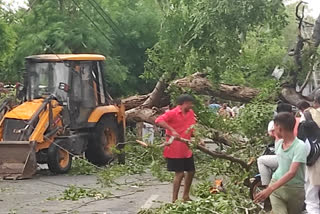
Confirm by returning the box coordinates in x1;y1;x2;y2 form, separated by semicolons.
69;158;98;175
68;136;168;186
139;187;259;214
133;96;275;213
221;31;287;87
64;94;274;210
237;102;274;138
60;185;111;201
0;12;16;81
144;0;287;85
0;1;306;212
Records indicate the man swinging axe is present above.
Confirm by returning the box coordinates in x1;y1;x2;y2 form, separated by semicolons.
155;94;197;203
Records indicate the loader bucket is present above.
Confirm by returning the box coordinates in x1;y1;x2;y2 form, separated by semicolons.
0;141;37;179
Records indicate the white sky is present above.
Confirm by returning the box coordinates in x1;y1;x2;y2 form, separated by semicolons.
285;0;320;18
3;0;320;18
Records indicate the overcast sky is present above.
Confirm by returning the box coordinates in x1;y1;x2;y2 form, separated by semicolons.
4;0;320;18
285;0;320;18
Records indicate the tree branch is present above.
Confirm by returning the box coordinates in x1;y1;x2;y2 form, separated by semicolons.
298;69;313;93
142;75;168;108
296;1;306;32
312;14;320;47
288;1;308;87
280;86;312;106
196;145;250;171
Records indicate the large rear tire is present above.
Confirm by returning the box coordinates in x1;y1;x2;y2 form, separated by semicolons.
47;143;72;174
85;115;119;166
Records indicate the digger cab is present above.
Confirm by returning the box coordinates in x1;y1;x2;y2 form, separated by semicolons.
23;54;112;128
0;54;125;179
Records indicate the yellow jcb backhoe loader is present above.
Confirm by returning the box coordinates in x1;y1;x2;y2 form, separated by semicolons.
0;54;125;179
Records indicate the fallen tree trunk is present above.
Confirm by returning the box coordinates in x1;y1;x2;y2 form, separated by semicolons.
124;72;265;130
125;107;164;125
171;72;259;102
141;76;168;108
124;72;260;112
124;73;316;122
122;94;149;110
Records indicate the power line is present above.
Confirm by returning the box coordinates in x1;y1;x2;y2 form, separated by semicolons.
87;0;138;49
7;0;115;47
70;0;114;46
88;0;125;36
87;0;122;39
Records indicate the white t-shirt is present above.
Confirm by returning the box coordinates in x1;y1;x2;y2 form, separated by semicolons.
300;112;306;122
305;138;311;156
268;120;274;135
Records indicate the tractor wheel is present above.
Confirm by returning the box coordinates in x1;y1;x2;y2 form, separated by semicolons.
85;115;119;166
47;143;72;174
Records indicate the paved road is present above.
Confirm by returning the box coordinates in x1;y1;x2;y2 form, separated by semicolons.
0;170;173;214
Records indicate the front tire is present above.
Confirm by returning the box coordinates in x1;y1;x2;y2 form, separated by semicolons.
85;115;119;166
249;176;271;211
250;177;262;200
47;143;72;174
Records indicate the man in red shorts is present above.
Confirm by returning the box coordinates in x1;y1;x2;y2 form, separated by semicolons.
155;94;196;203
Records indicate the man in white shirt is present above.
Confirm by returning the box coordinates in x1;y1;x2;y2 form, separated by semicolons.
298;97;320;214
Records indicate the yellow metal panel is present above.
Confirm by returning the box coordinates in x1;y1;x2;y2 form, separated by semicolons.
87;106;119;123
26;54;106;61
1;99;63;149
5;99;44;120
30;104;63;148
